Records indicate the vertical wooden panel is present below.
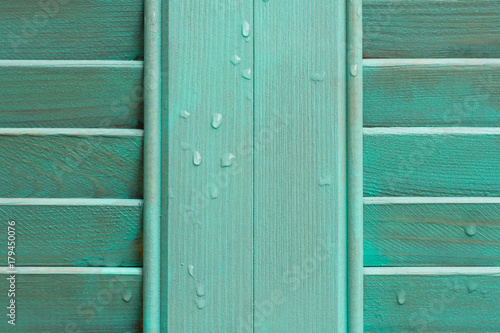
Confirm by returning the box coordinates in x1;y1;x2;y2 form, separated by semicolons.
164;1;253;331
254;0;346;332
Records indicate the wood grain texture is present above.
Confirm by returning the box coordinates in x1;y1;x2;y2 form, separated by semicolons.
364;129;500;196
364;61;500;127
365;274;500;332
254;0;346;332
0;132;143;198
0;0;143;60
163;1;253;331
0;61;143;128
363;0;500;58
0;202;142;266
365;201;500;266
0;273;142;332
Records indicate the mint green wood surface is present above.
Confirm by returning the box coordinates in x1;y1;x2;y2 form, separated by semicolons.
254;0;346;332
364;60;500;127
0;130;143;198
163;1;253;331
0;61;143;128
365;271;500;331
364;128;500;197
0;1;143;60
365;199;500;266
0;272;142;332
0;200;142;266
364;0;500;58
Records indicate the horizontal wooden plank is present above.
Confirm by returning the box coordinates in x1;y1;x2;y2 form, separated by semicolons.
0;273;141;331
0;1;143;60
0;201;142;266
0;61;143;128
364;60;500;126
364;129;500;196
365;273;500;332
0;132;143;198
363;0;500;58
365;200;500;266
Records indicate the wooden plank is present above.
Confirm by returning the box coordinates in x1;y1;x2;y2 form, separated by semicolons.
364;272;500;332
0;199;142;266
142;0;162;330
364;199;500;266
0;0;143;60
0;272;142;332
254;0;346;332
363;0;500;58
364;128;500;197
0;61;143;128
163;1;253;332
0;130;143;198
364;60;500;127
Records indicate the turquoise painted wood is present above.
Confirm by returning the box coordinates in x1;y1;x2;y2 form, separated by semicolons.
364;59;500;127
364;199;500;266
0;61;143;128
0;1;144;60
0;199;142;266
364;0;500;58
365;269;500;332
0;270;142;332
0;129;143;198
162;1;254;332
364;128;500;197
254;0;347;332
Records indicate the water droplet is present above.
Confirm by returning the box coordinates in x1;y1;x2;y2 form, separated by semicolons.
396;291;406;305
467;282;478;293
180;142;190;151
221;153;236;167
230;55;241;66
193;151;202;166
350;64;358;77
319;176;332;186
196;282;206;297
464;225;477;236
311;71;326;82
195;297;206;310
242;69;252;80
209;186;219;199
122;291;133;302
242;21;250;37
179;110;190;119
211;113;223;129
188;264;195;278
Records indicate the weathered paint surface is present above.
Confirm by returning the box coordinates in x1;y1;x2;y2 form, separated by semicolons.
364;128;500;197
364;60;500;127
0;130;143;198
0;61;144;128
365;271;500;332
0;272;142;332
364;0;500;58
0;200;143;266
364;199;500;266
0;0;144;60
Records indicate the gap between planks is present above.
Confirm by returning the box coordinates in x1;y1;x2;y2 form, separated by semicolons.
0;128;143;136
0;60;143;68
364;267;500;276
363;59;500;67
363;127;500;135
0;198;142;206
0;267;142;275
364;197;500;205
